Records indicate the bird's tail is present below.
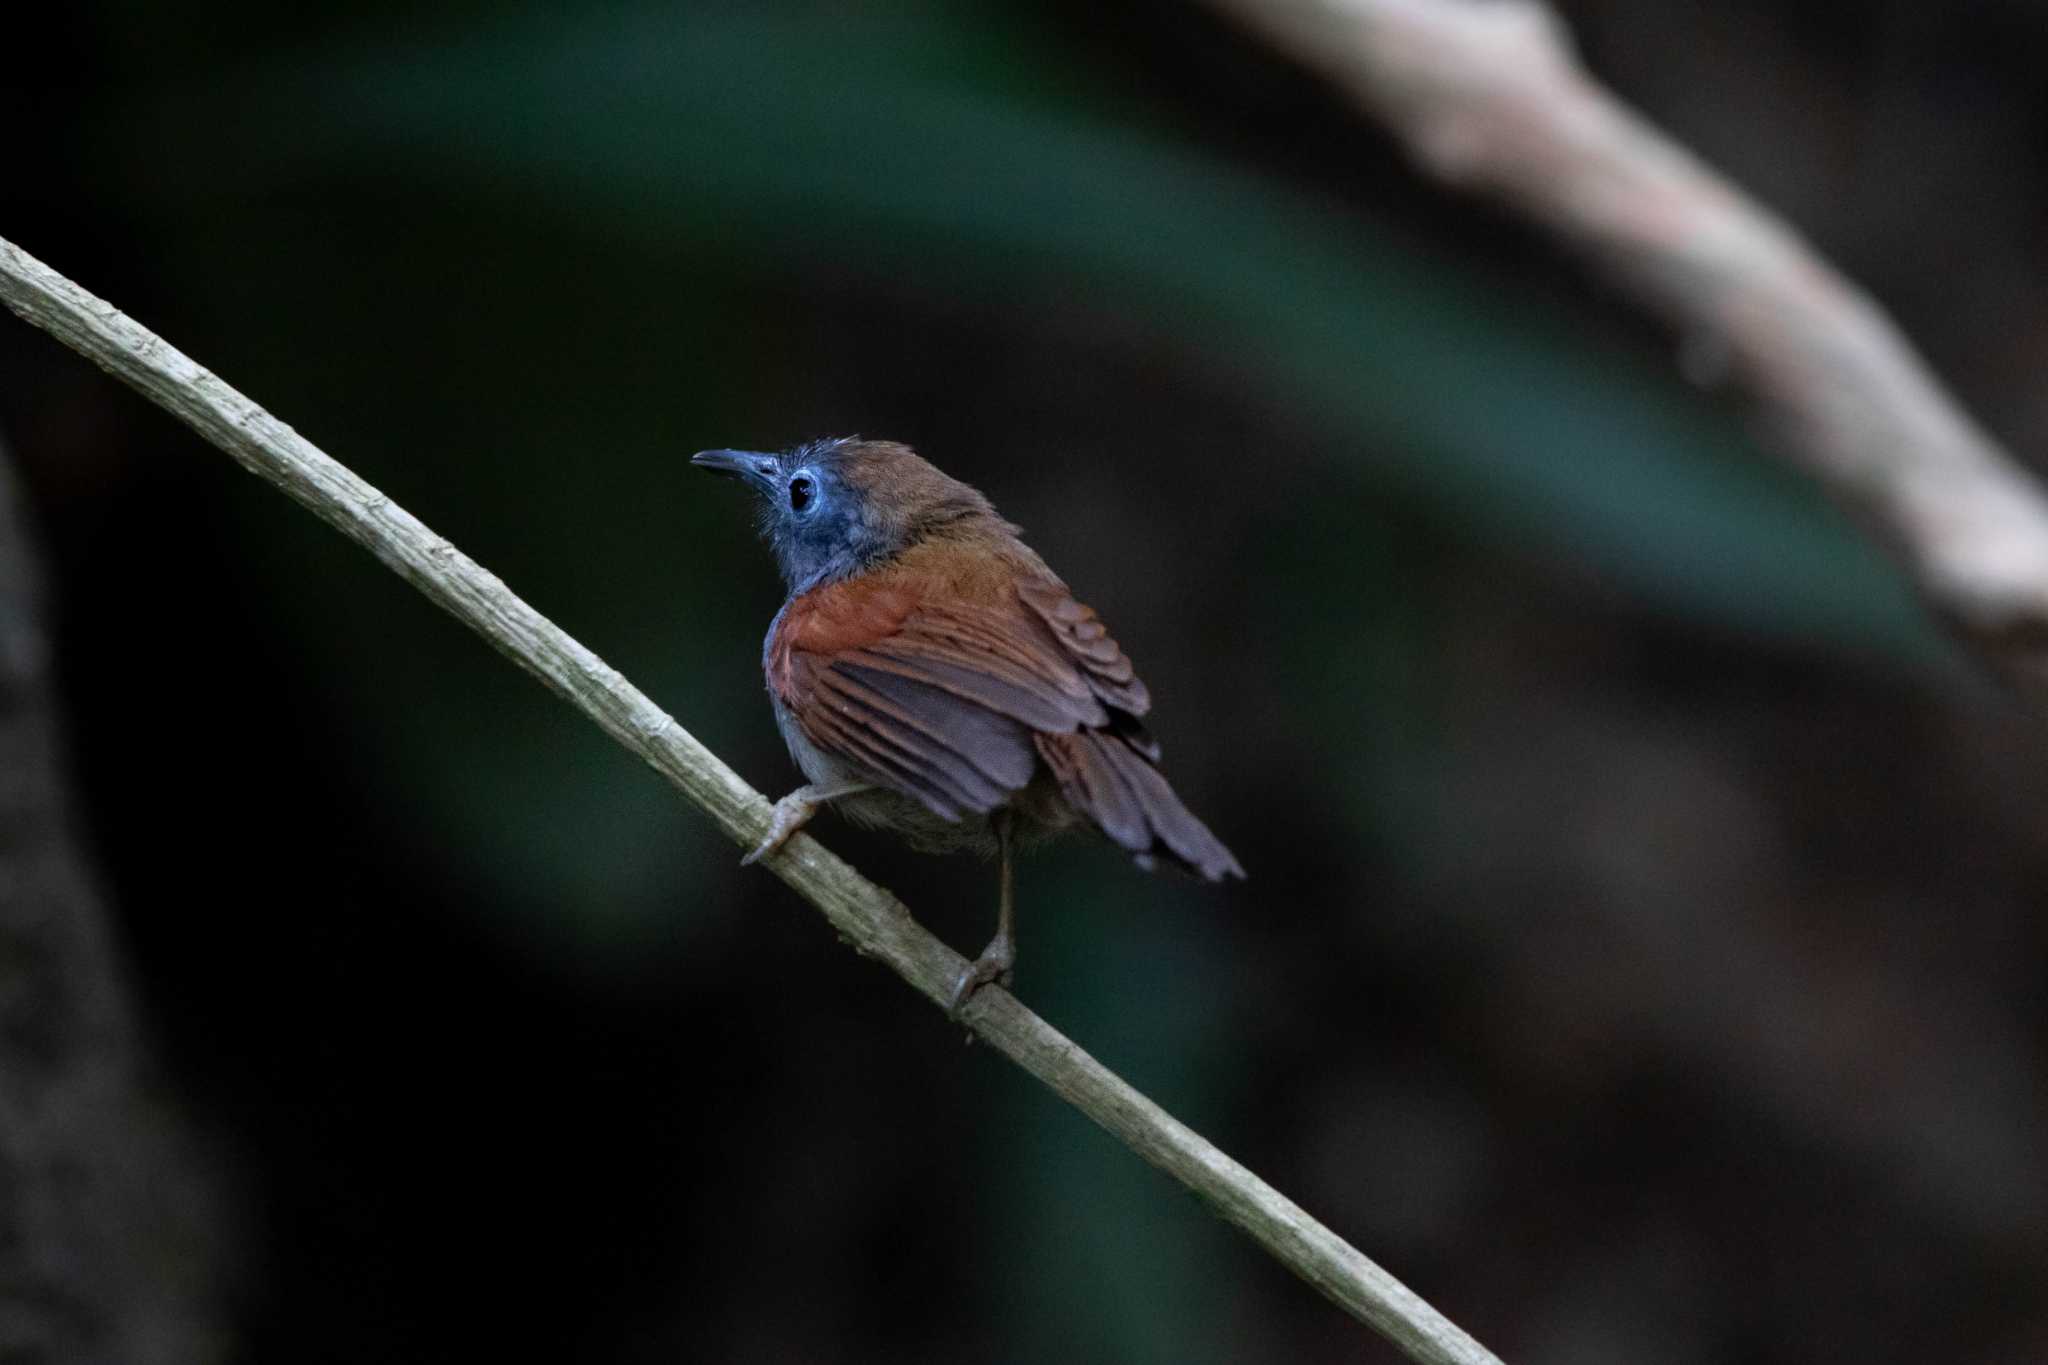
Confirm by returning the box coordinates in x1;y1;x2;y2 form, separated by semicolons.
1035;731;1245;881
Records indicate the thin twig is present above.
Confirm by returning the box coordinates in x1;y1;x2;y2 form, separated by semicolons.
1200;0;2048;694
0;234;1503;1365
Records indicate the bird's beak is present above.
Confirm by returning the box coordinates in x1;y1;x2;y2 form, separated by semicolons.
690;449;779;494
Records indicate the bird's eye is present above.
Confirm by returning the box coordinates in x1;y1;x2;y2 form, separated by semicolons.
788;475;814;512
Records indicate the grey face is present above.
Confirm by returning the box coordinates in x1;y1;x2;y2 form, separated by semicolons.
690;438;879;590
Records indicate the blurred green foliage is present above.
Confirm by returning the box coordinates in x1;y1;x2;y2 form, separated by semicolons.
145;3;1932;635
95;0;1944;942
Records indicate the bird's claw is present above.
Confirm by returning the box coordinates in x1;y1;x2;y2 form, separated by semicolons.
742;793;817;866
947;932;1016;1018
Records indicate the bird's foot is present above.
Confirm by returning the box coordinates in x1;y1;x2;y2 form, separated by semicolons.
947;931;1015;1018
742;791;819;866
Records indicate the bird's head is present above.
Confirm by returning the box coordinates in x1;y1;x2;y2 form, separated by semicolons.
691;437;1001;590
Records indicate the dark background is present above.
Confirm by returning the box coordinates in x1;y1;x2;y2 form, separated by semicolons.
4;1;2047;1360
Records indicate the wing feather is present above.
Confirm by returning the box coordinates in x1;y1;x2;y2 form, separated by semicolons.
1018;579;1151;718
771;567;1232;877
828;666;1038;791
806;703;976;819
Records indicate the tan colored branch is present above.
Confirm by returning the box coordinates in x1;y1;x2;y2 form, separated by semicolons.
1202;0;2048;687
0;235;1503;1365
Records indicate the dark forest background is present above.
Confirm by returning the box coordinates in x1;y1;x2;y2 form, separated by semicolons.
3;1;2047;1361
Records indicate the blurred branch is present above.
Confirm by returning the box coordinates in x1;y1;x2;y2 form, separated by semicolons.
0;235;1501;1365
1202;0;2048;691
0;431;220;1357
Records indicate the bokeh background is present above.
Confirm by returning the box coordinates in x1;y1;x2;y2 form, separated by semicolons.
4;1;2048;1361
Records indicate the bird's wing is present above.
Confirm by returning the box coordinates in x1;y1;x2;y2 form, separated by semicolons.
770;576;1141;821
773;574;1243;878
1014;578;1158;758
1008;581;1241;878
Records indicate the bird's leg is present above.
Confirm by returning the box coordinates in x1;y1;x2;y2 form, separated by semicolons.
741;780;872;865
949;811;1018;1016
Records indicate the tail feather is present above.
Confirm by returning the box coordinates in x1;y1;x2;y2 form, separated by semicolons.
1036;731;1245;881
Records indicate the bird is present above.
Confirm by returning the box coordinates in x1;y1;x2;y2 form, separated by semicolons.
692;437;1243;1013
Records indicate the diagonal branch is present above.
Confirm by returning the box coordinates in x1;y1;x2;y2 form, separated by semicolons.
1199;0;2048;695
0;234;1502;1365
